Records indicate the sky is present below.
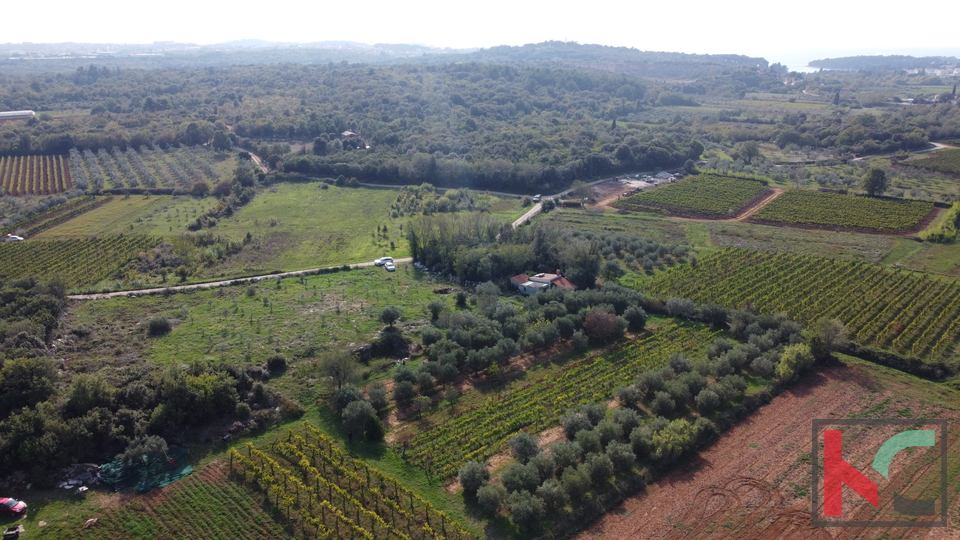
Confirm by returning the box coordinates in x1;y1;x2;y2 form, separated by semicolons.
5;0;960;65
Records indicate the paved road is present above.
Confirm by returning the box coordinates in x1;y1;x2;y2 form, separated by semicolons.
68;258;413;301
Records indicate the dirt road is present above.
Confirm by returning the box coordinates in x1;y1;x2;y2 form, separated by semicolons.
68;258;413;300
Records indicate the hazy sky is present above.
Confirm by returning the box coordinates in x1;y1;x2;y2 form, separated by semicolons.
5;0;959;64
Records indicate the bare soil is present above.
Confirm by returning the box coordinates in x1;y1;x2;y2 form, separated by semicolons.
576;363;960;540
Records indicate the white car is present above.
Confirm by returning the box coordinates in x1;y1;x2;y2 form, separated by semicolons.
374;256;393;266
384;262;396;272
2;234;24;242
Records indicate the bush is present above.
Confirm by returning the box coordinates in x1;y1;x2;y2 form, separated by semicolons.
585;452;614;487
664;379;692;404
342;400;376;434
147;316;172;337
606;441;636;472
458;461;490;495
507;490;544;533
695;389;721;415
266;354;287;376
572;330;589;350
668;353;694;373
561;411;593;440
549;440;583;472
582;310;623;343
393;380;415;403
365;414;385;441
528;452;556;482
332;385;364;413
615;384;641;406
561;465;590;503
477;483;507;517
650;391;676;416
750;356;776;377
596;420;624;448
537;479;568;514
235;402;252;420
367;381;389;411
421;326;442;345
500;462;540;494
575;429;602;454
508;431;540;463
611;408;641;434
665;297;696;319
623;305;647;331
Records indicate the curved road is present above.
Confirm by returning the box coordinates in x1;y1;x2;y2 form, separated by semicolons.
68;258;413;301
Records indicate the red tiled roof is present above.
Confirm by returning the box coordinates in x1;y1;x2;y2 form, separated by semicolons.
552;277;577;289
511;274;529;284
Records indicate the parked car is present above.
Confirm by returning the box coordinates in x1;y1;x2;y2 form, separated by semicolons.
384;262;396;272
532;194;541;202
374;256;393;266
2;234;23;242
0;498;26;515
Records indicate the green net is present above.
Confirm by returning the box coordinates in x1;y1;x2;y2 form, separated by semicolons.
100;446;193;493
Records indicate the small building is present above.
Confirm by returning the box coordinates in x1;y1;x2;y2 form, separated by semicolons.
0;110;35;123
510;272;577;295
341;131;359;139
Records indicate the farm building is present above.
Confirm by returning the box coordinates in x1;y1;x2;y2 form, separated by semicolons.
510;272;577;295
0;110;35;122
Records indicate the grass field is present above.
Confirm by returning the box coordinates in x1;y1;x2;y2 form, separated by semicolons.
539;207;689;245
33;195;215;239
202;184;523;277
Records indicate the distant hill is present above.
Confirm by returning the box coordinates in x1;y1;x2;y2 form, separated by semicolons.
809;55;960;70
0;40;766;78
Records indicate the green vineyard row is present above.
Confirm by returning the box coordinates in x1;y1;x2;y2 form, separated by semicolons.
229;422;473;540
751;190;932;232
0;236;159;287
646;248;960;362
0;155;72;196
407;323;717;478
613;173;768;218
909;148;960;174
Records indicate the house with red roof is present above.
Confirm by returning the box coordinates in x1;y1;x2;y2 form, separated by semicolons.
510;272;577;295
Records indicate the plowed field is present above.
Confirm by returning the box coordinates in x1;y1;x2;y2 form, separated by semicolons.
577;361;960;539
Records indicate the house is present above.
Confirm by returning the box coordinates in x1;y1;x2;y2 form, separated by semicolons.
341;131;359;139
510;272;577;295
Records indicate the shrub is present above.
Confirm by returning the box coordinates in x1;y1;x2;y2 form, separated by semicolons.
575;429;602;454
665;297;696;319
332;385;363;413
537;479;568;514
582;310;623;343
266;354;287;376
561;411;593;440
393;380;415;403
585;452;614;487
506;490;544;533
636;369;667;398
572;330;589;350
500;462;540;494
147;316;172;337
664;379;692;404
606;441;636;473
421;326;442;345
235;402;252;420
367;381;389;411
612;408;641;434
596;420;624;448
623;305;647;331
561;465;590;503
549;440;583;472
364;414;385;441
477;483;506;517
695;389;721;415
750;356;776;377
379;305;402;327
668;353;694;373
392;365;417;384
650;391;676;416
342;400;376;435
458;461;490;495
615;384;641;406
529;452;556;482
509;431;540;463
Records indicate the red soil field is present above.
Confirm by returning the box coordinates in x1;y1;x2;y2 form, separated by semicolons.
577;362;960;540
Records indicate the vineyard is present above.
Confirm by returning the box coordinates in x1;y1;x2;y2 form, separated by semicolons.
908;148;960;174
229;422;474;540
0;155;72;196
0;195;112;236
646;249;960;362
407;323;717;479
68;146;226;191
0;236;158;287
612;173;769;218
750;190;933;232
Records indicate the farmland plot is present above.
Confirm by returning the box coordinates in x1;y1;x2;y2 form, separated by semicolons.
613;174;769;218
0;236;158;287
0;155;72;196
646;248;960;362
909;149;960;175
750;190;934;233
68;146;229;192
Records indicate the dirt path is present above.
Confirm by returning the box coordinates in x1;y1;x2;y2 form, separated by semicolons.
68;258;412;300
576;363;958;540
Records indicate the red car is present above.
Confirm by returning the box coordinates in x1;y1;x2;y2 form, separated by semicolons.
0;498;26;515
